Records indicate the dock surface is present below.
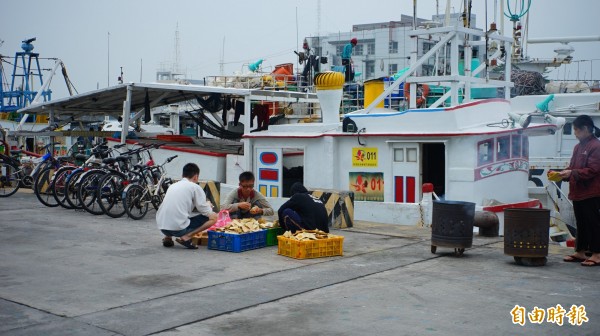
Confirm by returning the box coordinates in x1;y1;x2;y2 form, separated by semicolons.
1;191;598;335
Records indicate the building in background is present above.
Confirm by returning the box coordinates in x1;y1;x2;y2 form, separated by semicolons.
306;13;479;81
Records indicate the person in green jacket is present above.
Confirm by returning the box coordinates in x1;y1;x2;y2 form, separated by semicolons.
342;37;357;82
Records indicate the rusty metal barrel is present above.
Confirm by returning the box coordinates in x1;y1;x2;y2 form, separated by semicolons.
504;208;550;259
431;200;476;255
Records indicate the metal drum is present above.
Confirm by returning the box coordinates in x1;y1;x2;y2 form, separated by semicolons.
431;200;476;256
504;208;550;266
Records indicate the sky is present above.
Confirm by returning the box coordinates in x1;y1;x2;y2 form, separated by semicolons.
1;0;599;99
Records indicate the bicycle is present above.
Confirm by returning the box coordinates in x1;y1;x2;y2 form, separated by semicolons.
95;143;162;218
52;142;109;209
0;140;23;197
122;155;177;219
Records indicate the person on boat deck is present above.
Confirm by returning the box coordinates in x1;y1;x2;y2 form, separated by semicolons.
559;115;600;266
342;38;357;82
221;171;274;219
156;163;217;249
277;182;329;233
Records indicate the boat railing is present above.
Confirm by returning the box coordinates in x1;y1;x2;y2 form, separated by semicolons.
205;74;317;93
357;25;515;114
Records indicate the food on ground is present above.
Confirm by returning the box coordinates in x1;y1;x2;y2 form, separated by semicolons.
213;218;278;234
282;229;338;241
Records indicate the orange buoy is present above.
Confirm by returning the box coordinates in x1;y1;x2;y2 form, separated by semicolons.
404;83;430;107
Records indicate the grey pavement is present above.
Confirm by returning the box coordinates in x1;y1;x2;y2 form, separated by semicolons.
0;191;598;336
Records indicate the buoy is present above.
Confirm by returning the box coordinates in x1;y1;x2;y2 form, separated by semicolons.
404;83;430;107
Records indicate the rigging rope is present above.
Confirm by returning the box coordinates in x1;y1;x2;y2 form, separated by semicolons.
504;0;531;21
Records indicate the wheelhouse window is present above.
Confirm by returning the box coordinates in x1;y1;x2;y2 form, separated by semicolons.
563;122;572;135
478;138;494;166
497;136;510;161
394;148;404;162
522;136;529;159
406;148;418;162
511;134;522;158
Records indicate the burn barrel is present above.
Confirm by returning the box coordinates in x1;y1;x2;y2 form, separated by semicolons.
431;200;476;253
504;208;550;258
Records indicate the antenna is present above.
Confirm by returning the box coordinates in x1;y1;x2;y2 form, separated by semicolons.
174;23;181;74
220;36;225;75
317;0;321;57
107;32;110;87
317;0;321;37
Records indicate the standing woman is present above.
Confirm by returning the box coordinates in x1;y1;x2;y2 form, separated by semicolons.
560;115;600;266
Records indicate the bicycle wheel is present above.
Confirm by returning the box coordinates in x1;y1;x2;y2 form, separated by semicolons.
64;169;85;209
152;178;172;210
123;184;150;220
34;167;60;207
0;162;22;197
52;166;76;209
97;172;127;218
78;170;106;215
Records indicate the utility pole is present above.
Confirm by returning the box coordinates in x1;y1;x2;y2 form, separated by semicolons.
107;32;110;87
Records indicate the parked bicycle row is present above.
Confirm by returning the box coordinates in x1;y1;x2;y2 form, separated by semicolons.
1;139;177;220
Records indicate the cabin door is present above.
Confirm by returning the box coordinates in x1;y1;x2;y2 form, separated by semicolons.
391;144;420;203
254;147;283;197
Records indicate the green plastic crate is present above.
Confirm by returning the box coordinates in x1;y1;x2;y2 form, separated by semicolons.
265;227;285;246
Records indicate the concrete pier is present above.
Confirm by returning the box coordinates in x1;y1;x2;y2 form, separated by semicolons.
0;191;598;335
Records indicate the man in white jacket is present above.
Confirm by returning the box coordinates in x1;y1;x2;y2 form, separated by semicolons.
156;163;217;249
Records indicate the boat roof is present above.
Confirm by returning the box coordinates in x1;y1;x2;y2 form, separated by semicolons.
17;82;318;117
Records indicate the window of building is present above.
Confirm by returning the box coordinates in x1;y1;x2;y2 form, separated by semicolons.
422;42;435;54
336;45;344;56
389;41;398;54
497;136;510;161
522;136;529;159
354;44;363;55
389;63;398;75
367;43;375;55
511;134;521;158
478;138;494;166
394;148;404;162
366;61;375;78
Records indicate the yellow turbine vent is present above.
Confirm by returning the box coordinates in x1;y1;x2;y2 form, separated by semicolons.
314;71;344;90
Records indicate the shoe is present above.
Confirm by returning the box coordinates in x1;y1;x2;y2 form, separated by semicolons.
563;255;586;262
581;259;600;267
176;237;198;249
162;237;174;248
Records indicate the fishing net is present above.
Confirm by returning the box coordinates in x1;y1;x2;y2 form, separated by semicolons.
497;68;547;97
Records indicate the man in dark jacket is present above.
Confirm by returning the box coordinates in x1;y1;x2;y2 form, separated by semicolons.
278;182;329;233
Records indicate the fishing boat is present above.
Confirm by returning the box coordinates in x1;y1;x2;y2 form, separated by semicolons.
15;2;597;239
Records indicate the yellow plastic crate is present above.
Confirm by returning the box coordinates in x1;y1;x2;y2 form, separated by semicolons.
277;235;344;259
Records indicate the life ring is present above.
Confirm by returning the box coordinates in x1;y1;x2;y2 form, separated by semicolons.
404;83;430;107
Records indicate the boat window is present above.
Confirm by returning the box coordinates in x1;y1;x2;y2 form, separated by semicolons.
511;134;522;158
497;136;510;161
477;139;494;166
563;122;572;135
522;136;529;159
407;148;418;162
394;148;404;162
